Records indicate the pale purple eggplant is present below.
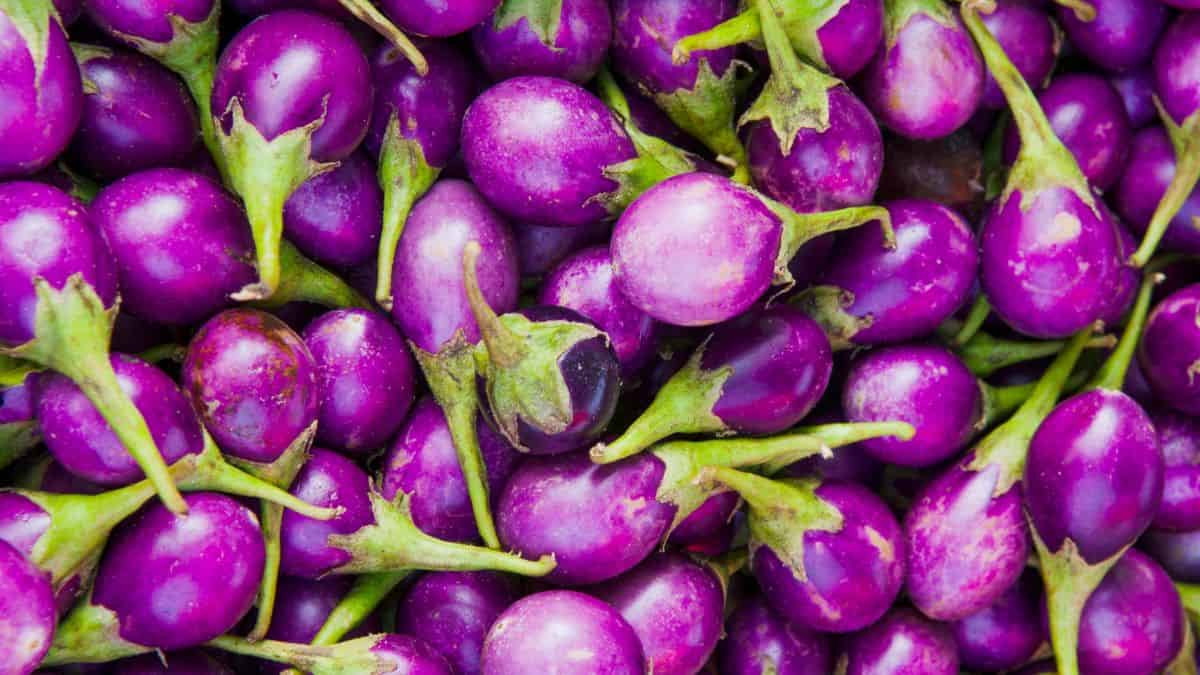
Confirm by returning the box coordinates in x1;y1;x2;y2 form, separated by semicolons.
0;539;55;673
514;221;611;279
472;0;611;83
1150;408;1200;531
949;569;1045;672
1110;68;1158;130
1056;0;1167;73
842;608;959;675
976;0;1059;109
379;0;500;37
396;572;516;675
1139;284;1200;415
1115;127;1200;257
283;150;382;270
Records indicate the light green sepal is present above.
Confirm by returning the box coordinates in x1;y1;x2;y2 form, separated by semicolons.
0;354;41;387
253;241;372;311
0;422;39;471
788;285;873;349
651;58;749;182
225;422;317;489
209;634;402;675
492;0;565;47
885;0;960;45
42;599;150;666
765;198;893;288
2;0;58;84
375;115;440;310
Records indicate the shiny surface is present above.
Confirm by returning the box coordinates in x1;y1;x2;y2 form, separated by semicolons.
279;448;374;578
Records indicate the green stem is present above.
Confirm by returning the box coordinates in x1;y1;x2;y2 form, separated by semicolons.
1087;268;1160;391
952;295;991;346
311;572;409;645
461;241;525;369
334;0;428;74
979;366;1093;430
672;10;761;65
374;117;439;311
258;240;371;310
955;328;1115;378
1179;582;1200;625
137;343;185;364
756;421;915;475
1052;0;1096;21
247;501;284;642
768;200;893;287
1034;534;1122;675
1130;109;1200;267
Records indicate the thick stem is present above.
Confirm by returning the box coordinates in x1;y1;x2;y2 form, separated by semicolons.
461;241;524;369
979;366;1092;429
1088;270;1161;391
769;201;893;287
235;186;287;301
756;421;915;475
180;66;226;183
0;354;40;387
956;328;1115;378
259;240;371;310
595;67;697;178
672;10;761;65
1130;109;1200;267
247;501;284;642
374;118;438;311
335;0;427;74
1033;533;1121;675
311;572;408;646
952;295;991;346
699;467;841;537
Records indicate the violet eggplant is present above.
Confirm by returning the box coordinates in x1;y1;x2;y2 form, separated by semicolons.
975;0;1059;110
209;633;452;675
1002;73;1133;191
367;38;477;310
396;571;516;675
842;607;959;675
591;552;726;675
799;199;978;345
610;171;890;327
1115;127;1200;257
0;1;81;178
1143;528;1200;584
701;470;904;633
1139;284;1200;415
592;303;832;463
67;44;199;181
903;324;1095;621
742;0;884;215
464;243;620;454
964;0;1124;338
379;0;498;37
1056;0;1166;73
0;539;55;674
718;593;832;675
1129;13;1200;266
210;10;371;301
283;150;381;271
472;0;611;83
949;569;1045;672
301;309;416;455
0;181;185;513
539;245;660;378
514;221;611;279
263;576;377;650
1110;68;1158;131
664;489;742;552
480;590;644;675
1151;409;1200;531
43;492;265;663
389;178;519;549
861;0;983;140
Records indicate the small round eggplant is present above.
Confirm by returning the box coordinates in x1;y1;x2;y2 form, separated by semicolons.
976;0;1059;110
1139;284;1200;415
0;539;55;673
472;0;611;83
1114;126;1200;257
1150;408;1200;531
949;570;1045;672
283;150;382;270
718;594;832;675
1056;0;1167;73
396;571;516;675
843;608;959;675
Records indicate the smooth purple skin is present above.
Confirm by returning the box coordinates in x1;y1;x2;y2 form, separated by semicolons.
283;150;381;269
366;39;477;170
514;220;610;279
112;650;235;675
539;246;660;377
301;309;415;454
1142;527;1200;582
0;493;50;574
786;234;836;288
1002;74;1133;191
811;0;884;80
844;608;959;675
1115;127;1200;256
610;0;736;93
366;634;453;675
481;590;645;675
975;0;1058;109
591;553;724;675
496;452;674;585
1154;13;1200;126
665;490;740;550
843;344;982;467
182;309;320;463
903;460;1030;620
379;0;498;37
860;11;983;140
820;199;978;344
699;304;833;434
1098;216;1139;327
278;448;374;578
93;492;265;650
1077;549;1184;675
461;76;636;228
0;376;34;425
396;571;516;675
979;186;1123;338
266;575;361;643
472;0;611;83
37;354;203;486
0;8;82;178
38;460;106;495
67;47;199;181
0;539;55;673
85;0;213;43
380;397;520;543
950;570;1045;671
390;179;519;354
1056;0;1167;73
719;594;831;675
611;172;782;327
92;168;255;325
1151;408;1200;531
211;10;371;162
1139;284;1200;416
1109;69;1158;129
745;87;884;213
0;182;116;346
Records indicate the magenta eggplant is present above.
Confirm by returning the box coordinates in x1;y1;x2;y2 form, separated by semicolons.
1141;528;1200;583
976;0;1058;109
843;608;959;675
513;221;610;279
279;449;374;579
0;539;55;673
1110;69;1158;130
1139;284;1200;415
718;594;832;675
472;0;612;83
1056;0;1167;73
283;151;382;270
1115;127;1200;256
1153;13;1200;127
949;569;1045;672
264;576;376;647
396;571;516;675
379;0;499;37
1150;408;1200;531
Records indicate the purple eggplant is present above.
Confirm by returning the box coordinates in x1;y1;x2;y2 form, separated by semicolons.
1151;409;1200;531
1056;0;1166;73
210;10;371;300
1143;528;1200;583
1115;127;1200;257
379;0;498;37
0;2;81;178
262;576;376;655
67;45;199;180
0;181;186;513
210;633;452;675
472;0;611;83
389;179;519;549
964;0;1124;338
861;0;983;140
301;309;416;455
539;246;660;377
610;171;889;327
396;572;516;675
842;608;959;675
718;594;832;675
592;304;832;463
0;374;40;471
480;590;644;675
1139;284;1200;415
514;221;611;279
1110;68;1158;130
800;199;978;345
976;0;1059;110
0;539;55;673
367;39;477;310
1002;73;1133;191
949;569;1045;672
283;150;382;270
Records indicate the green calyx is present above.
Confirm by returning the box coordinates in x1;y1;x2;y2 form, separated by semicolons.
208;634;395;675
333;0;427;75
960;0;1096;215
884;0;960;45
590;338;733;464
1130;106;1200;267
311;572;410;646
42;599;150;666
69;43;112;95
325;490;557;577
945;321;1117;378
765;197;893;289
739;0;843;157
649;57;751;183
2;275;187;514
3;0;58;85
217;97;337;302
0;354;41;387
253;240;372;311
0;421;39;471
374;115;439;311
492;0;565;47
788;285;873;349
